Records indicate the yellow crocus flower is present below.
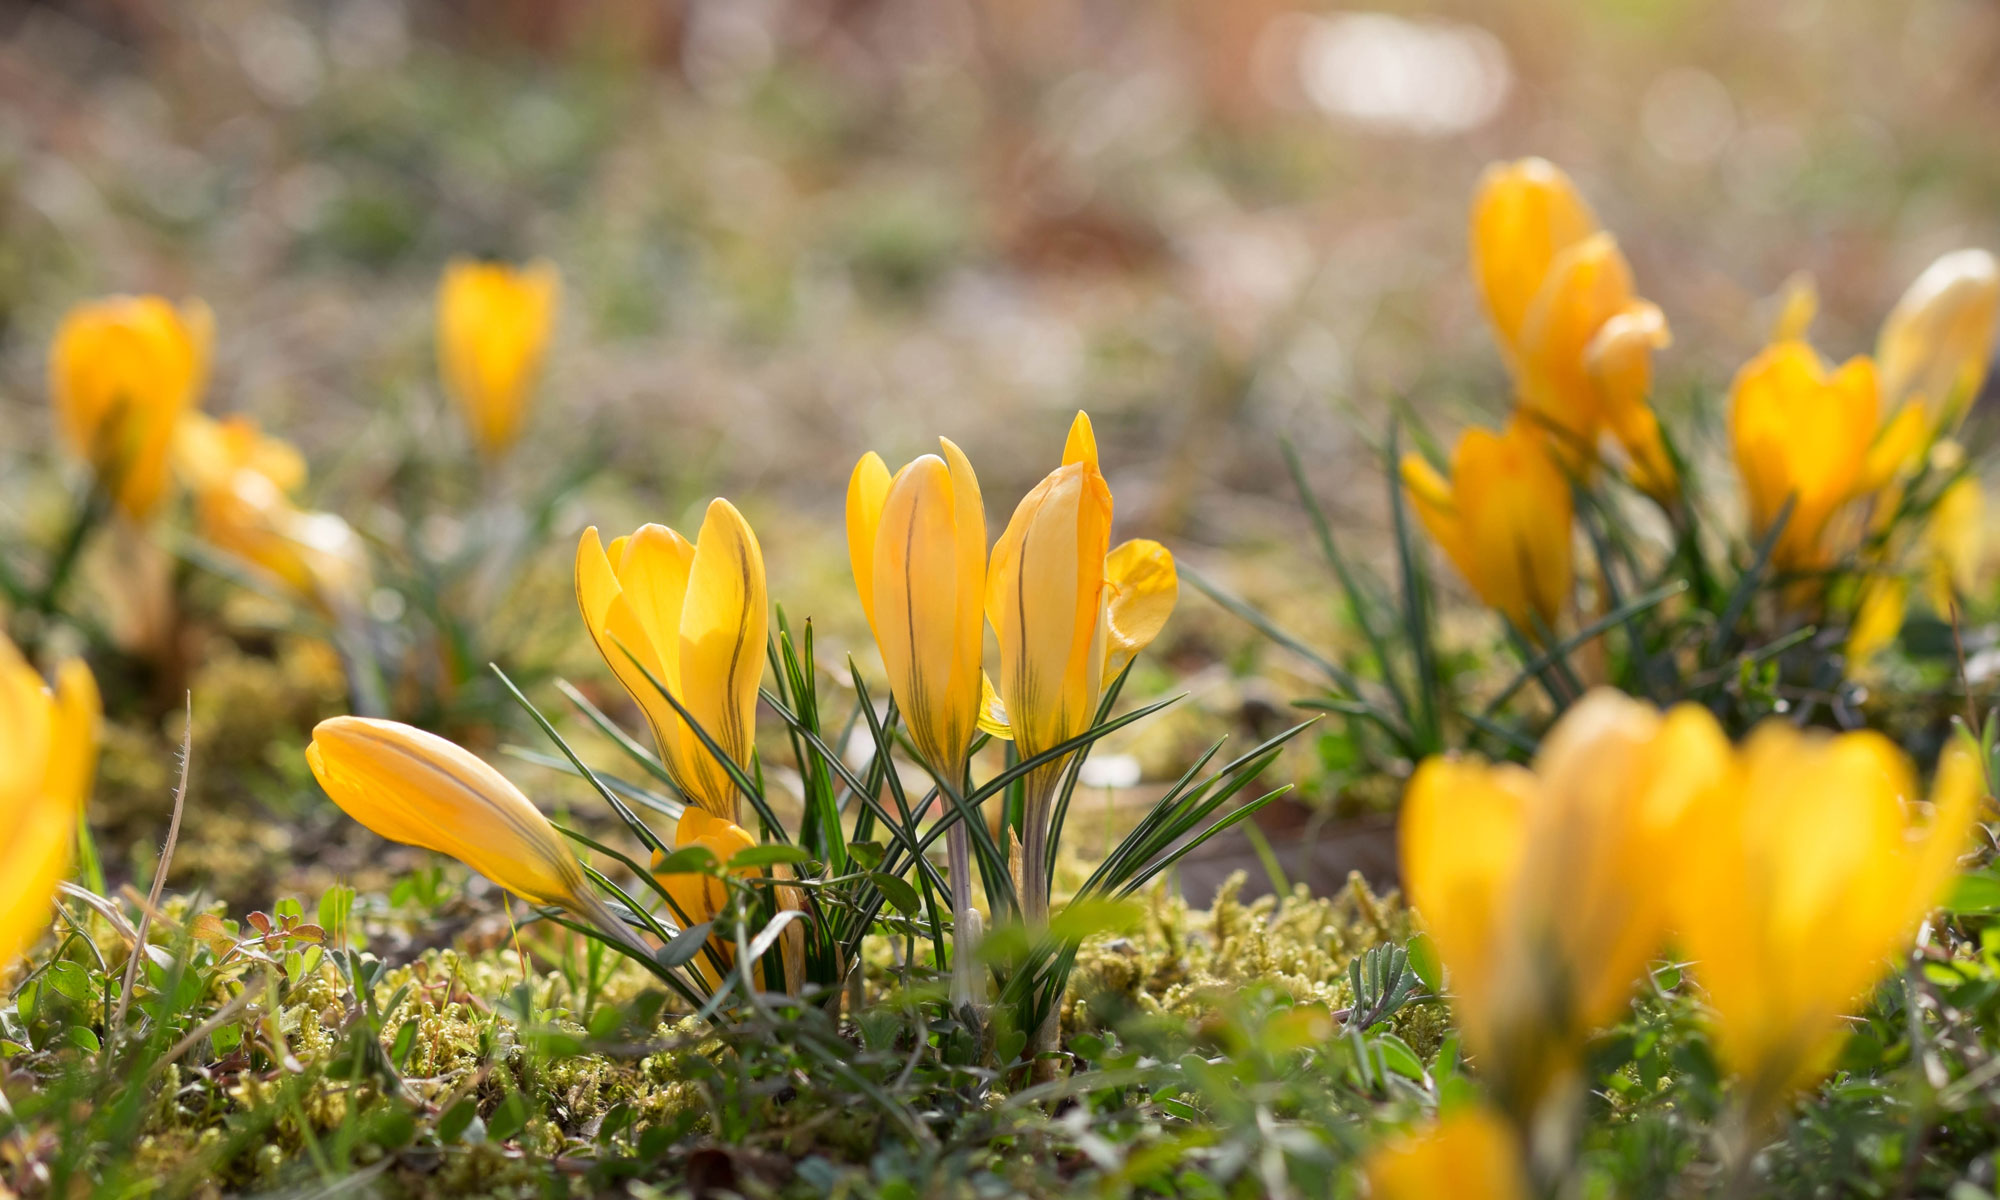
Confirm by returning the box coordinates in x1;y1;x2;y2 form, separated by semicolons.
50;295;213;520
846;438;987;778
1471;159;1676;500
983;414;1179;770
0;641;100;968
308;717;589;911
1729;341;1880;571
436;258;560;459
1471;158;1597;361
1400;416;1573;637
1877;248;1999;431
1401;691;1725;1117
575;500;768;821
1362;1108;1527;1200
177;414;367;615
1676;726;1981;1121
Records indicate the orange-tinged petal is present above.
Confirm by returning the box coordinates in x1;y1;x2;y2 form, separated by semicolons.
1470;158;1598;365
1062;410;1099;469
1517;232;1639;456
1104;539;1176;677
675;499;768;816
1587;301;1678;502
307;717;588;912
874;454;975;771
437;258;561;459
50;295;209;519
1878;248;2000;429
1729;342;1880;570
1453;419;1573;635
1363;1108;1529;1200
846;452;893;637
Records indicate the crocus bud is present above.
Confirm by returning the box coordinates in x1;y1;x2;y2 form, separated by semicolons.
437;258;560;459
50;295;212;520
847;439;987;776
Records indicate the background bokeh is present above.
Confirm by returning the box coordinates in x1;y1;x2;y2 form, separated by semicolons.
5;0;1999;896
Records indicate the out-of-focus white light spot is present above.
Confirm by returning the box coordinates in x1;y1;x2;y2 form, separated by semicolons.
1294;13;1512;137
683;0;778;105
236;13;324;109
1078;754;1143;789
1640;68;1737;166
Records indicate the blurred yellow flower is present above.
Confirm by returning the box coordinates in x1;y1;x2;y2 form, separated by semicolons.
1844;575;1907;671
1729;341;1880;571
1676;726;1981;1119
50;295;213;520
1400;691;1724;1115
1362;1108;1527;1200
1923;474;1984;611
437;258;560;459
1401;416;1573;638
177;414;367;615
1471;159;1676;501
1877;248;1999;431
847;439;987;778
0;642;100;968
576;501;768;821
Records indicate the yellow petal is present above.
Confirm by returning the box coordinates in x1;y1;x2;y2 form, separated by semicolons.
1846;576;1908;672
437;258;561;459
49;295;208;520
1363;1108;1528;1200
1923;475;1983;611
675;499;768;816
576;526;685;775
1453;419;1574;636
1517;232;1641;458
43;658;101;815
976;672;1013;740
307;717;586;911
1400;452;1472;586
1062;410;1099;469
846;452;892;638
1878;248;2000;429
1104;539;1177;677
1471;158;1598;365
0;643;93;968
874;454;977;772
987;462;1113;760
1729;342;1880;570
1770;271;1819;343
1587;301;1678;503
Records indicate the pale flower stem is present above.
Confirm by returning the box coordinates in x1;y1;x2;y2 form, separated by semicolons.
946;819;981;1011
1019;771;1059;1082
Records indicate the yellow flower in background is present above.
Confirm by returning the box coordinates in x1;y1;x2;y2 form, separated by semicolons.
576;501;768;821
847;438;988;777
1471;158;1597;361
1676;726;1981;1120
1923;474;1984;609
1401;417;1573;637
1844;575;1907;671
437;258;560;459
177;414;368;615
1400;691;1724;1115
1362;1108;1528;1200
1877;248;1999;431
0;641;100;968
50;295;213;520
1729;341;1880;571
1471;159;1676;500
